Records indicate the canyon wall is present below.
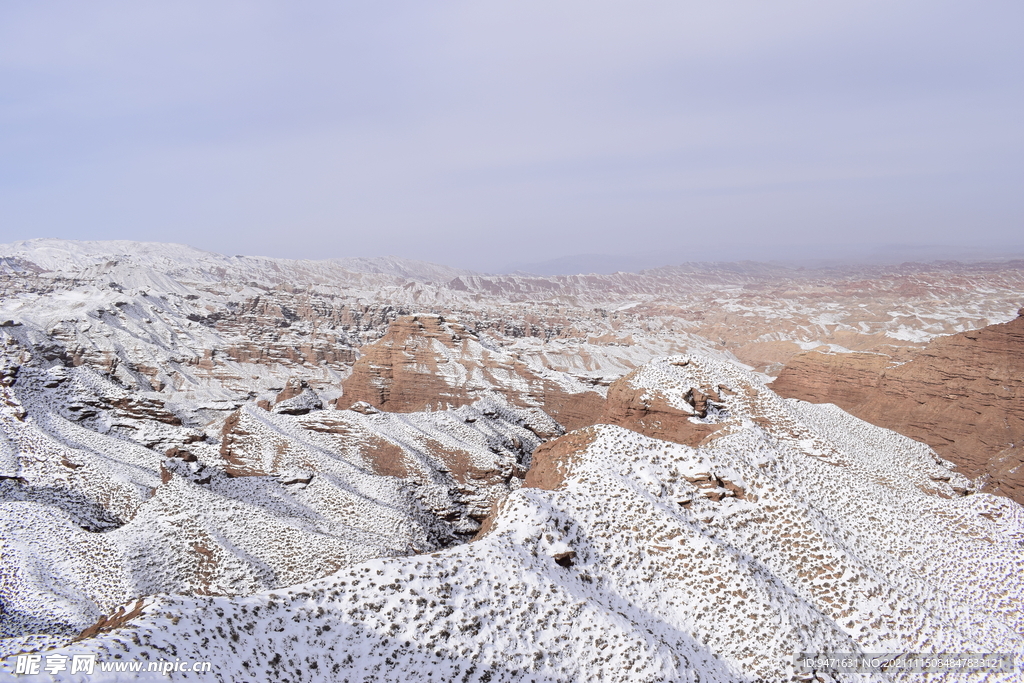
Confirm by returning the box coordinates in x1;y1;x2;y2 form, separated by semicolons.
772;309;1024;503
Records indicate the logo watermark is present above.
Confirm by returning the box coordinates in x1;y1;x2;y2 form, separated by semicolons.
8;654;212;676
794;652;1015;674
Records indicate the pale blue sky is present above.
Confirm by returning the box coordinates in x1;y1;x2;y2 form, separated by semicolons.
1;1;1021;271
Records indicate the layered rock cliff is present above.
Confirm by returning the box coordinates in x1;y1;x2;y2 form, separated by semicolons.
772;309;1024;504
338;315;606;431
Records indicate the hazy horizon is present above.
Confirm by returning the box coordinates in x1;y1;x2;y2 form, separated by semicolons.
1;2;1021;273
4;236;1024;278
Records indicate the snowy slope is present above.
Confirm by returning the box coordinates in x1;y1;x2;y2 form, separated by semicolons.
18;356;1022;682
0;371;550;655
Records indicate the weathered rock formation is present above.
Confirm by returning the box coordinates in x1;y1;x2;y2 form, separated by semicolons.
523;427;597;491
772;309;1024;503
338;315;605;431
599;363;725;447
218;397;549;534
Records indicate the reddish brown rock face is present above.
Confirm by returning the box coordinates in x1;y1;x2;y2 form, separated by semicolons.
528;390;606;434
524;428;598;491
598;370;722;447
772;312;1024;503
274;378;306;404
219;410;272;477
338;315;481;412
338;315;605;430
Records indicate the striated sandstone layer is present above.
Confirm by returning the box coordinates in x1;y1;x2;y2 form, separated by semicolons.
772;309;1024;504
338;315;606;431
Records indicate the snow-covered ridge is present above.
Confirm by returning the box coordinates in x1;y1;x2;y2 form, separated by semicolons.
14;356;1022;682
0;363;547;654
0;239;477;284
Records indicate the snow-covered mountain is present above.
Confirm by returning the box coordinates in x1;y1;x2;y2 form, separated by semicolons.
1;239;1022;680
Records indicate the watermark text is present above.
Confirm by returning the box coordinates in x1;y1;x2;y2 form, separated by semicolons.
794;652;1014;674
9;654;212;676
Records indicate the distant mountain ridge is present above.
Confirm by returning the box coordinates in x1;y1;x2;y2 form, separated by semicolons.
0;239;479;284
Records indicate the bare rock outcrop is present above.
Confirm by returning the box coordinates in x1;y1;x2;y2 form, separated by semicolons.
338;315;474;412
338;315;605;430
271;379;323;415
597;358;748;446
772;310;1024;503
523;427;598;491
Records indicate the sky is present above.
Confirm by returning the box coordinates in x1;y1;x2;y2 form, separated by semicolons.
0;1;1021;273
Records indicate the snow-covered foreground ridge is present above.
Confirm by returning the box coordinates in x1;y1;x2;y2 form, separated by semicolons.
21;356;1024;682
0;361;549;652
